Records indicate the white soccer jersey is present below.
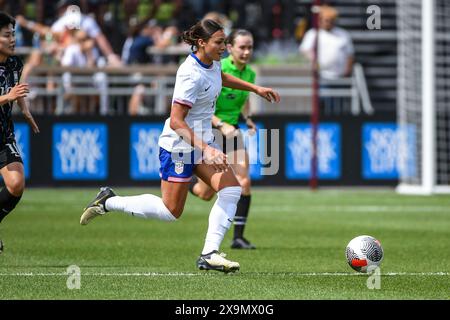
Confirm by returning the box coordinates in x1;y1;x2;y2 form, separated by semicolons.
159;53;222;152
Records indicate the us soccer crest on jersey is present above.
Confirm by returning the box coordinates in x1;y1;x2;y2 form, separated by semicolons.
174;160;184;175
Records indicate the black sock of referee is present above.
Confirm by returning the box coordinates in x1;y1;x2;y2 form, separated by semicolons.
233;195;251;239
0;187;22;224
188;176;198;196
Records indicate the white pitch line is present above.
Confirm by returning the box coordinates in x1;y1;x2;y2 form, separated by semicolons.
0;272;199;277
255;206;450;213
0;272;448;277
188;205;450;214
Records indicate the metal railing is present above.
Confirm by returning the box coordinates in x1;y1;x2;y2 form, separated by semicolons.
24;63;373;116
252;63;373;115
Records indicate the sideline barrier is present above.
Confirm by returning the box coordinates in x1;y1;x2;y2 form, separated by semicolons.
15;113;401;187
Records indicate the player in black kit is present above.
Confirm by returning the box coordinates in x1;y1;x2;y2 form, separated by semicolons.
0;12;39;254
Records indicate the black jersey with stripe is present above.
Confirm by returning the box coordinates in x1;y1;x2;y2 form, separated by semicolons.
0;56;23;146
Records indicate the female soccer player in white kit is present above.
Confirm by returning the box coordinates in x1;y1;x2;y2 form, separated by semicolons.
80;19;280;273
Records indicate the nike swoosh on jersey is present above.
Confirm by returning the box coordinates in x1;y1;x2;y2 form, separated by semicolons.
205;85;211;91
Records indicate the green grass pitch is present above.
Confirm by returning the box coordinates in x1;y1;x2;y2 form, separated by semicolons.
0;188;448;300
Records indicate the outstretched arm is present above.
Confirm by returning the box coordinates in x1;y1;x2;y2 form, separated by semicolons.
17;97;40;133
242;100;256;135
221;71;280;103
16;15;57;39
95;33;122;67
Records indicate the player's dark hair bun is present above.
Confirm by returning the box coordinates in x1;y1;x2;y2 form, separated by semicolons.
182;19;223;52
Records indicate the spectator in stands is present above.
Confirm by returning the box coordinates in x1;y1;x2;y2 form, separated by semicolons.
122;18;157;116
122;18;156;65
15;14;61;81
15;14;62;113
61;30;97;68
60;29;97;114
299;5;354;114
299;5;354;80
51;0;122;67
123;18;181;115
18;0;117;114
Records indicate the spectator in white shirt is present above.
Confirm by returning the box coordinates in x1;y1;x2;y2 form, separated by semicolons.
299;5;354;80
61;30;96;68
61;30;108;114
52;0;122;67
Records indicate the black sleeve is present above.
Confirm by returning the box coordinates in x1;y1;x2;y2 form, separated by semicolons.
11;56;24;80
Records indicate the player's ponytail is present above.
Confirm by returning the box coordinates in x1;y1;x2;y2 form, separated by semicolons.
182;19;223;52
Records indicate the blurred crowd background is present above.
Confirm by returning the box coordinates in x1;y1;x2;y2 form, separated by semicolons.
3;0;314;65
0;0;397;117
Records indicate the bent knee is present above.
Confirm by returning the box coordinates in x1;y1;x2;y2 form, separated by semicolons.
6;179;25;197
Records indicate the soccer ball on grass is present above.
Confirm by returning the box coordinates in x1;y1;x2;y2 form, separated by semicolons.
345;235;383;273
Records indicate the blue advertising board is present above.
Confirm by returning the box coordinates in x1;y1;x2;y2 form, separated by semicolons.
53;123;108;180
362;123;417;179
285;123;341;179
130;124;164;180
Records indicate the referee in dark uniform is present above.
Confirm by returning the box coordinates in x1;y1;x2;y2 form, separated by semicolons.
0;12;39;254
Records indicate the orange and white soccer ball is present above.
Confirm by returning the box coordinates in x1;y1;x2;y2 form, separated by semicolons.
345;235;384;273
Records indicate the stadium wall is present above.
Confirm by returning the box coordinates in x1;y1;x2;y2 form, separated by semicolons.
14;113;402;187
